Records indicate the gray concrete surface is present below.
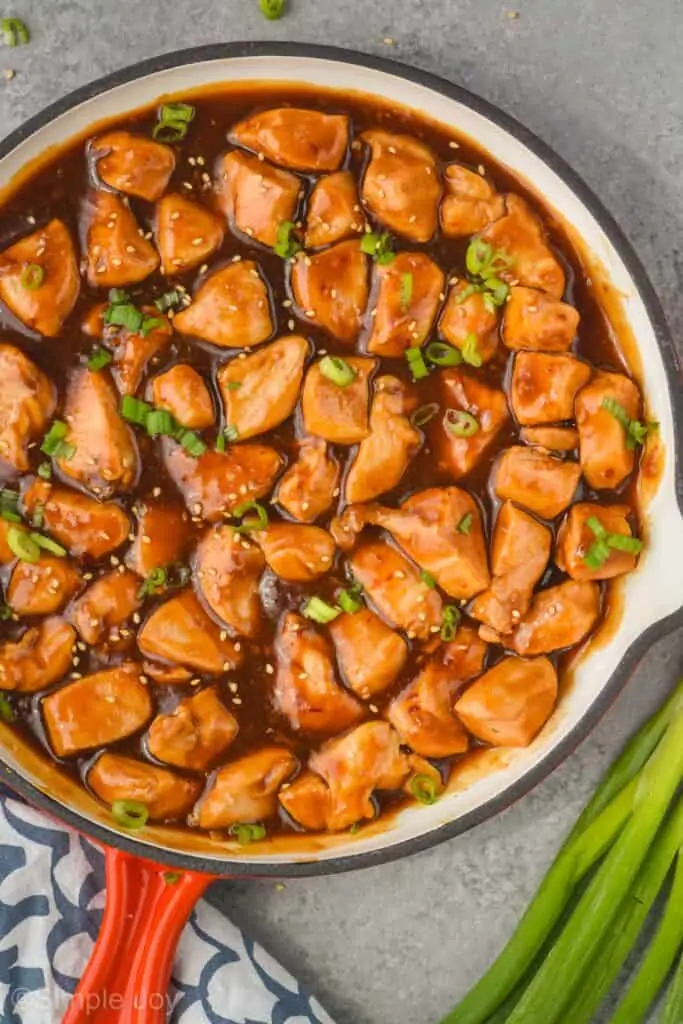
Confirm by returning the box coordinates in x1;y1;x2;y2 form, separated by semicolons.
1;2;682;1021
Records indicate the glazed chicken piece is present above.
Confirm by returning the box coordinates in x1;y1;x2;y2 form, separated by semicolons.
275;437;339;523
84;191;159;288
509;579;601;655
217;151;301;248
125;502;191;577
143;662;193;686
173;260;273;349
217;335;309;439
575;371;641;490
440;165;505;236
344;488;490;600
156;192;225;275
0;618;76;693
252;523;335;582
556;502;640;581
478;195;565;298
273;612;362;734
282;721;411;832
8;558;81;616
361;131;441;242
88;753;200;821
0;344;55;473
438;281;499;364
150;364;215;429
57;368;139;498
349;540;443;640
230;108;349;172
454;655;558;747
163;441;281;522
90;131;175;201
0;220;80;336
387;625;486;757
291;240;369;343
432;370;510;479
110;312;173;396
502;286;580;352
146;686;239;771
69;570;141;645
23;480;130;560
345;376;421;504
510;352;591;425
197;746;299;830
493;446;581;519
329;608;408;699
43;663;152;757
519;426;579;452
470;502;551;635
194;525;264;638
301;356;374;444
137;589;243;674
304;170;361;248
366;252;445;357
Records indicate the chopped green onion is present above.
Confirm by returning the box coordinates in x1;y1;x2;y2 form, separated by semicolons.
405;346;429;381
456;512;473;535
349;822;361;834
153;103;195;142
37;461;52;480
120;395;153;426
586;515;607;539
440;605;461;641
319;355;357;388
224;381;242;391
425;341;463;367
229;822;267;844
607;533;643;554
409;774;440;805
461;333;483;368
20;262;44;290
108;288;130;305
411;403;440;428
145;409;177;437
224;424;240;442
465;239;513;278
232;500;269;534
0;604;14;621
0;695;15;723
583;515;643;568
601;397;657;450
444;409;480;438
141;316;166;336
420;570;437;589
33;533;67;557
1;17;29;47
163;871;182;885
40;421;75;460
30;503;43;529
400;272;414;311
215;433;226;453
360;231;395;265
274;220;301;259
111;799;149;831
177;429;207;457
338;584;363;614
0;489;21;523
154;290;183;313
87;346;113;371
583;539;611;570
137;566;168;600
7;527;40;563
302;596;341;624
104;301;144;333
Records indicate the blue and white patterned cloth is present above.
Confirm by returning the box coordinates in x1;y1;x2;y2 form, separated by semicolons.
0;787;334;1024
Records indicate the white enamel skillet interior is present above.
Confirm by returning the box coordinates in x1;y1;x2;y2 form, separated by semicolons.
1;42;682;878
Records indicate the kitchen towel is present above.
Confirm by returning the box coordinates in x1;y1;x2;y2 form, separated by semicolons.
0;787;334;1023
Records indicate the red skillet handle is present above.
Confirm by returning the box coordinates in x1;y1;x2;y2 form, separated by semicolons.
62;846;216;1024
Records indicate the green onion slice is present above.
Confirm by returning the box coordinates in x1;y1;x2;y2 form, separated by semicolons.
456;512;473;535
111;799;149;831
146;409;177;437
233;500;269;534
338;584;363;614
405;346;429;381
37;461;52;480
440;604;462;641
583;515;643;567
319;355;357;388
400;272;414;311
302;596;341;624
425;341;463;367
411;403;440;428
409;774;440;805
461;332;483;368
0;489;21;523
120;395;153;426
420;570;437;589
444;409;480;438
229;822;267;844
607;533;643;554
20;263;44;290
153;103;195;142
87;346;113;371
177;429;207;457
40;421;75;460
0;603;14;621
154;290;183;313
33;533;67;557
1;18;29;47
0;695;15;723
274;220;302;259
7;527;40;563
360;231;395;264
601;397;657;449
104;301;144;333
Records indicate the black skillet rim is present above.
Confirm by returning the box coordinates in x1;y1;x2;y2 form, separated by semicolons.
0;41;682;879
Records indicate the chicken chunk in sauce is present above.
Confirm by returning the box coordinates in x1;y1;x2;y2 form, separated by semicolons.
305;170;361;248
366;252;445;357
173;261;273;349
8;558;81;617
438;281;499;364
0;618;76;693
69;569;141;646
291;240;369;343
146;687;239;771
198;746;299;830
555;503;640;581
0;345;55;473
150;364;215;429
89;753;200;821
275;437;340;523
511;353;591;426
253;523;335;582
509;579;601;655
156;193;225;275
478;195;565;298
0;220;80;336
361;131;441;242
575;371;641;490
91;131;175;201
163;441;281;522
84;191;160;288
494;446;581;519
503;287;580;352
440;165;505;237
330;608;408;699
194;525;264;638
230;108;349;172
302;356;374;444
431;370;510;479
22;481;130;560
454;656;558;747
217;335;309;439
218;151;301;248
349;541;443;640
137;590;243;674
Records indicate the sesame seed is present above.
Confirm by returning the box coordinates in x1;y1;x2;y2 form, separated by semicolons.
448;140;460;149
232;697;243;705
265;663;274;675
